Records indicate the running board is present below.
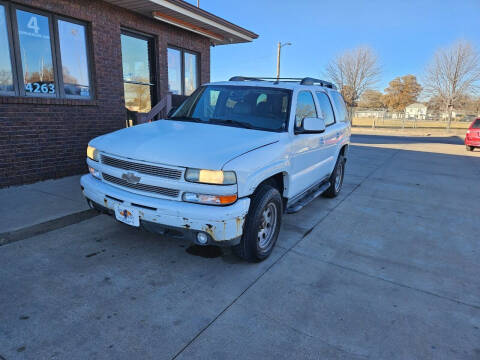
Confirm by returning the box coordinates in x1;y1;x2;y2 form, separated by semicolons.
286;182;331;214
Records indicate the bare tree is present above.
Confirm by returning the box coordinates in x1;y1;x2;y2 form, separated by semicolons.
325;46;381;110
424;40;480;128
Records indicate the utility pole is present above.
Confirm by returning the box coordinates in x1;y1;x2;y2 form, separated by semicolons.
197;0;199;7
276;41;291;80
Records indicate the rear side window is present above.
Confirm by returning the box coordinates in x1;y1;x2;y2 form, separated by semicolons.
330;92;349;122
315;92;335;126
295;91;317;128
472;119;480;129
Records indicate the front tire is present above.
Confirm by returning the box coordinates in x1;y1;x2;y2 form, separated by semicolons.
323;154;346;198
233;185;282;262
466;145;474;151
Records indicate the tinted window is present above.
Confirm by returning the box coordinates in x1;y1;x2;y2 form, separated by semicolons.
330;92;348;122
184;52;197;96
16;9;55;95
295;91;317;127
168;48;181;95
171;85;291;132
473;119;480;129
0;5;13;93
316;92;335;126
58;20;90;97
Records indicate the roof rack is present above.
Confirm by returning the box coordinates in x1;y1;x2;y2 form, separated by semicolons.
299;77;337;89
228;76;337;89
228;76;264;82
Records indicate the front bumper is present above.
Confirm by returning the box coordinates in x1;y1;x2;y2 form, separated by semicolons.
80;174;250;244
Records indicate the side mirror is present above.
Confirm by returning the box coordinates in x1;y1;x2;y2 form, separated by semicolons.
301;117;326;133
167;107;178;118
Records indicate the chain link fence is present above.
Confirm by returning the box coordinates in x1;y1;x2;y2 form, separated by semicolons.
352;110;473;129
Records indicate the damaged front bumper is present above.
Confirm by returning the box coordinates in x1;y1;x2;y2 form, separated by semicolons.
80;174;250;245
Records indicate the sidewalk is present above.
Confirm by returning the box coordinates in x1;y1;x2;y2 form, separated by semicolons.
0;175;96;244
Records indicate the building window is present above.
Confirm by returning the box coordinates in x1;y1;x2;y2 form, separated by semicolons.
0;4;14;94
58;20;90;97
121;31;155;113
167;46;199;96
16;9;56;95
167;48;181;95
184;51;197;96
0;3;92;98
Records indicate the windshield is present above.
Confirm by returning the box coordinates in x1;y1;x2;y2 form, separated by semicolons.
472;119;480;129
169;85;292;132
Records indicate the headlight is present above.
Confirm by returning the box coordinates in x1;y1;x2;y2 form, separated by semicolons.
87;145;99;161
185;168;236;185
182;192;237;205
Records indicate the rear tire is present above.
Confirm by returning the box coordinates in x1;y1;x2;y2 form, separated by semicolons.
232;185;282;262
323;154;346;198
466;145;474;151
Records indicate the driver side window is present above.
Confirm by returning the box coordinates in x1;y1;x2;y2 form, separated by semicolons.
295;91;317;128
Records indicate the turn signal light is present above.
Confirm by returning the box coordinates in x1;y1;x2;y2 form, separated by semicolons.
182;192;237;205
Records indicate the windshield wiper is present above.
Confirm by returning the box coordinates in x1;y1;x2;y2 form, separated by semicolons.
208;118;256;129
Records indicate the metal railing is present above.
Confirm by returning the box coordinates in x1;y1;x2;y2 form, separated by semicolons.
352;115;471;130
137;92;173;124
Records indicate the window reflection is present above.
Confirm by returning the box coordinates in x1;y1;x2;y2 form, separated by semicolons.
121;34;150;83
295;91;317;127
168;48;181;95
184;52;197;96
168;47;199;96
316;92;335;125
124;83;151;113
58;20;90;97
121;33;154;114
0;5;14;93
16;9;55;95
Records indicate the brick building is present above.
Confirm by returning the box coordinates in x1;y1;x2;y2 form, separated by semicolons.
0;0;257;187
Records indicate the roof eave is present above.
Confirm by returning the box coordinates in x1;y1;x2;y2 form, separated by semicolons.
103;0;258;45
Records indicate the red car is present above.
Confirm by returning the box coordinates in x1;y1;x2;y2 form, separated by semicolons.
465;118;480;151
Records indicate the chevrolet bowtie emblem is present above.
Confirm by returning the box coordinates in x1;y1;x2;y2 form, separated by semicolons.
121;172;141;184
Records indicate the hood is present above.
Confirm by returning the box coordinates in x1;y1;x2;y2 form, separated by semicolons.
90;120;282;169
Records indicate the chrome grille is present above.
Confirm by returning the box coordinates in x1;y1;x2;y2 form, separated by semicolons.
101;155;182;180
102;173;180;198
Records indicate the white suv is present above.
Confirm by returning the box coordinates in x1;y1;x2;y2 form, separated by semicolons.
81;77;350;261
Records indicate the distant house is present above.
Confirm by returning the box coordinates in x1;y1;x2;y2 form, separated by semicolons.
405;103;427;119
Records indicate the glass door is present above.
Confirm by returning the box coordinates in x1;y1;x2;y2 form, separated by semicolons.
120;30;156;126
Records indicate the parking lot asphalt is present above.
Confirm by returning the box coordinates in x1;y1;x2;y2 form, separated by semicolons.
1;133;480;360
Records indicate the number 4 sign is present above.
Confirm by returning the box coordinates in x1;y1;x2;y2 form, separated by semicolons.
27;16;39;34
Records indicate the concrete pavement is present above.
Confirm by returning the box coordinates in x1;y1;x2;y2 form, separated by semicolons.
0;175;89;233
0;175;93;244
1;133;479;359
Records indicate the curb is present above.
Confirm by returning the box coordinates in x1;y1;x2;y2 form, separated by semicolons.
0;209;99;246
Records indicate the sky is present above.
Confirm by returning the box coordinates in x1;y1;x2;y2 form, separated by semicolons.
186;0;480;92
